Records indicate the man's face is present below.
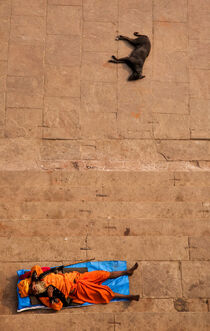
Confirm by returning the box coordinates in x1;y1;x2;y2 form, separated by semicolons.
29;281;38;295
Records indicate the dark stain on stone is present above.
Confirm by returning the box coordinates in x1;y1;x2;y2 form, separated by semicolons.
174;298;189;312
189;280;204;291
72;161;79;170
124;227;130;236
79;209;92;214
175;194;184;202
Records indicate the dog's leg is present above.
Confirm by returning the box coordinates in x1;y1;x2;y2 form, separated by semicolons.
115;35;138;46
108;56;130;64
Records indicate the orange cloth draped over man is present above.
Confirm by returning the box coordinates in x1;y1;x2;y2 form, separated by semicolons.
18;264;139;311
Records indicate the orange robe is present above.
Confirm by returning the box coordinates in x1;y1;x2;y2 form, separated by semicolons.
31;265;114;311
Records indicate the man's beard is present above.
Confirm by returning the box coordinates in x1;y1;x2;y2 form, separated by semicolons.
34;281;47;294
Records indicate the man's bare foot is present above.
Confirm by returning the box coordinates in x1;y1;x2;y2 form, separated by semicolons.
126;262;138;276
129;295;140;301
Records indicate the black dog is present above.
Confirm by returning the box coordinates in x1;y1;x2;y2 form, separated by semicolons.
108;32;151;81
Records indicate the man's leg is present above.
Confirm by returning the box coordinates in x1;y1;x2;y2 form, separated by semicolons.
113;293;140;301
109;262;138;279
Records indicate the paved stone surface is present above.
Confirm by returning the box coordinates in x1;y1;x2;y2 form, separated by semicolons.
0;0;210;329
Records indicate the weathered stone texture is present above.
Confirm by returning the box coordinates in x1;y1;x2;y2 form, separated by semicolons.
87;236;189;261
0;0;210;326
190;237;210;260
142;262;182;298
182;261;210;298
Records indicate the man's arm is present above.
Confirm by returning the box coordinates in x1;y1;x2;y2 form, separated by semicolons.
38;295;63;311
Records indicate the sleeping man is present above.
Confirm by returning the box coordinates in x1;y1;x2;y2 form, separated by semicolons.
18;263;139;311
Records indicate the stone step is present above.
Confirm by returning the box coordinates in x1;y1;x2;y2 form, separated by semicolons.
1;261;209;315
0;170;210;187
114;312;210;330
0;313;210;330
1;218;210;237
0;184;210;202
0;236;189;262
0;201;207;219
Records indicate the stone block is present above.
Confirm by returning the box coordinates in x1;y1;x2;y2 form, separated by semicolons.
153;0;187;22
0;0;11;17
190;98;210;139
0;237;86;261
8;43;44;76
43;96;80;139
10;15;45;45
81;52;117;82
48;0;81;4
0;139;41;170
0;314;115;330
142;262;182;298
45;65;80;97
87;236;189;260
189;69;210;99
49;0;81;4
117;106;153;139
0;170;51;186
0;41;8;60
46;35;81;67
118;80;152;106
6;93;43;109
97;140;162;161
156;140;210;161
81;81;117;113
189;0;210;40
5;108;42;138
0;92;5;126
101;201;203;220
190;237;210;260
83;0;118;22
12;0;46;16
47;5;81;35
154;22;188;53
173;172;210;187
99;175;210;201
83;21;117;52
152;81;189;114
153;113;190;139
41;140;81;160
7;76;44;94
0;17;10;41
80;112;118;139
80;141;98;160
0;61;6;92
189;39;210;70
119;0;152;35
182;261;210;298
115;312;210;331
108;219;210;237
0;219;86;237
153;50;188;83
153;22;188;82
6;76;43;108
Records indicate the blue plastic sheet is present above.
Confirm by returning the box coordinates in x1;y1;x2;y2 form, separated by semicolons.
17;261;129;312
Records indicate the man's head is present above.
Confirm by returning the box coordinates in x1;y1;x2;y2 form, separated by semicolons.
29;281;46;295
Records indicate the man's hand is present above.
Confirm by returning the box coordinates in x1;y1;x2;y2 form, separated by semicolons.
47;286;59;304
47;285;54;298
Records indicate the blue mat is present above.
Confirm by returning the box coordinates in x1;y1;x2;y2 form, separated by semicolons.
17;261;129;312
